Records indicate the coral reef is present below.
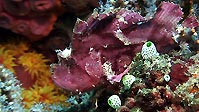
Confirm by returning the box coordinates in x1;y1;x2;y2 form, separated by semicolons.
0;0;199;112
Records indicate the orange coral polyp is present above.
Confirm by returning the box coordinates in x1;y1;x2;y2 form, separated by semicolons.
1;41;68;109
18;52;49;79
0;47;16;72
22;83;67;108
3;41;29;56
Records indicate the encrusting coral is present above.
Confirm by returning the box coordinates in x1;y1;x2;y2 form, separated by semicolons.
0;0;63;41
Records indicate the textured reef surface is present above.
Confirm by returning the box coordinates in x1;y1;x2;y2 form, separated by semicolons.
0;0;199;112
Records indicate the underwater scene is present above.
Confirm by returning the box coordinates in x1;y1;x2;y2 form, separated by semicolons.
0;0;199;112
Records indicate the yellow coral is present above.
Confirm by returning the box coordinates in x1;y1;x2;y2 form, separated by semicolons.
0;47;16;72
3;41;29;56
22;89;36;108
35;75;53;87
22;69;68;109
1;40;68;109
18;52;50;79
22;83;67;109
0;41;30;72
